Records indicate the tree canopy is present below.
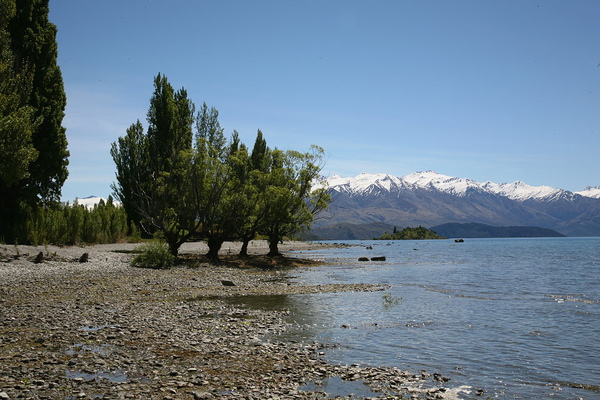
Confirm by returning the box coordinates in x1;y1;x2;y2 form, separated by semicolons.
111;74;330;258
373;226;446;240
0;0;69;242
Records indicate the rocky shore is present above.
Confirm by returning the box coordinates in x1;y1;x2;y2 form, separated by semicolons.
0;241;463;399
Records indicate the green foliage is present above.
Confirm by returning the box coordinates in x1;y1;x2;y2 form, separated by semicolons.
0;0;69;243
374;226;446;240
7;0;69;202
25;200;130;246
112;74;331;259
112;74;199;256
110;120;148;229
259;146;331;256
131;241;174;269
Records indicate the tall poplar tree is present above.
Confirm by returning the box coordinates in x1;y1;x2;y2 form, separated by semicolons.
0;0;38;188
8;0;69;202
0;0;68;242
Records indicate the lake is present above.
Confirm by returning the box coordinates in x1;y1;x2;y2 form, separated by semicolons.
271;237;600;399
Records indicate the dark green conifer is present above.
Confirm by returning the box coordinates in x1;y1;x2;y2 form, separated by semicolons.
0;0;68;242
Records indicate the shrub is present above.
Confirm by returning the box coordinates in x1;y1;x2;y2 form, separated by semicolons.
131;241;174;269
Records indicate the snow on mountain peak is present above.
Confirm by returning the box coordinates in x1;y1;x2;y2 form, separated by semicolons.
401;170;481;196
483;180;565;201
323;173;404;195
324;171;585;201
575;186;600;199
72;196;120;208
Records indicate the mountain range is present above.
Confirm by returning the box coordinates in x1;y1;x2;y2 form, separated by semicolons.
309;171;600;239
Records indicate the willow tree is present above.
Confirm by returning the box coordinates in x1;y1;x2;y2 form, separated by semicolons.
260;146;331;256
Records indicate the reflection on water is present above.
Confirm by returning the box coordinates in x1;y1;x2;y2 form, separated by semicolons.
300;376;376;398
220;294;292;311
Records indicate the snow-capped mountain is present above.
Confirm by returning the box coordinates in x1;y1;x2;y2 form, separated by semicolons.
324;170;583;201
481;180;574;202
325;173;410;196
311;171;600;239
401;171;484;196
575;186;600;199
71;196;121;208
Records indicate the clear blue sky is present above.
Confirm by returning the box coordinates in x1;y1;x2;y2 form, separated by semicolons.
49;0;600;201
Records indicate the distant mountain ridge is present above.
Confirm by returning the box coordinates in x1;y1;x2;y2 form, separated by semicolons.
310;171;600;239
324;171;596;201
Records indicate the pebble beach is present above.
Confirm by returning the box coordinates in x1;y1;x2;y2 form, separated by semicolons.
0;241;460;399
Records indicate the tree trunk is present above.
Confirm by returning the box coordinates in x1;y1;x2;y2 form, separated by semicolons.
167;239;179;258
267;235;280;257
239;237;250;257
206;236;223;260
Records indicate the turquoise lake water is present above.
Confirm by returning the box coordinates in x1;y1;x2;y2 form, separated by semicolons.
264;237;600;399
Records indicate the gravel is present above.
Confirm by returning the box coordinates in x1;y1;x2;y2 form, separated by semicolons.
0;241;469;399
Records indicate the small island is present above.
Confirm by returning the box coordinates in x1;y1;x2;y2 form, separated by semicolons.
373;226;447;240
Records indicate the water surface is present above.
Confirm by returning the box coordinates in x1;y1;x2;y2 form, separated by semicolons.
274;237;600;399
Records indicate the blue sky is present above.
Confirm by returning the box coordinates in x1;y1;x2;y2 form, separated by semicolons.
49;0;599;201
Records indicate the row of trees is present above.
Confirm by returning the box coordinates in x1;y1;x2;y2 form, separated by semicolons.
111;74;331;258
26;197;131;246
0;0;70;243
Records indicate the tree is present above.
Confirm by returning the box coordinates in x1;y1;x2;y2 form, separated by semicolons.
112;74;331;259
111;74;198;257
237;130;271;257
194;103;235;259
260;146;331;256
0;0;68;242
7;0;69;202
110;120;148;230
0;2;37;187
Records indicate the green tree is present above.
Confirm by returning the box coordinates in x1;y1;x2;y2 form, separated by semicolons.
7;0;69;202
260;146;331;256
237;130;270;257
111;74;198;256
0;1;37;187
110;120;148;230
193;103;233;259
0;0;68;242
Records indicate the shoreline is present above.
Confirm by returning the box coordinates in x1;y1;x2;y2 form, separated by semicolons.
0;241;462;399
